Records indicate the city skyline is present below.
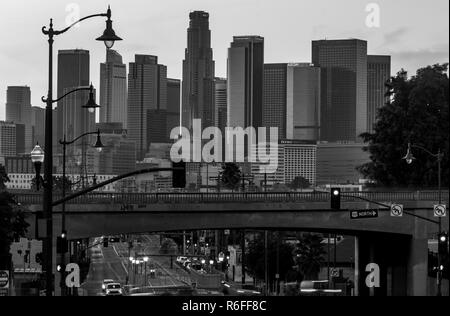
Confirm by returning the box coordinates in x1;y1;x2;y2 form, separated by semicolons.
1;0;448;120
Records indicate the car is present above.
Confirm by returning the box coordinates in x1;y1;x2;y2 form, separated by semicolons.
176;256;188;264
102;279;115;292
105;283;123;296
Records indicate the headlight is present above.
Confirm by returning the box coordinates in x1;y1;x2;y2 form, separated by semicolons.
102;285;106;289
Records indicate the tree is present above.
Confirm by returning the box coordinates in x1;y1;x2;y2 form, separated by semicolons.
220;163;242;191
358;64;449;188
294;233;325;280
0;165;29;269
246;232;296;285
160;238;178;255
289;177;311;190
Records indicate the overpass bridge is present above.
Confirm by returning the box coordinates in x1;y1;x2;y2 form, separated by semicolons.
15;191;450;296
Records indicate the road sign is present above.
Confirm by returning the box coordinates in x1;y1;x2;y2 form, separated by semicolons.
0;271;9;289
391;204;404;217
434;205;447;218
331;268;339;278
350;210;378;219
224;230;230;235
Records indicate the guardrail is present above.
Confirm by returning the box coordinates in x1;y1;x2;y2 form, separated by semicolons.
13;191;449;205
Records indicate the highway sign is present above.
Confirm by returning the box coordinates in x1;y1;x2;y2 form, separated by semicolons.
434;205;447;218
350;210;378;219
331;268;339;278
391;204;404;217
0;271;9;289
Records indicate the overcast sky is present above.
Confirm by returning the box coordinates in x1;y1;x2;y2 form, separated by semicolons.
0;0;448;120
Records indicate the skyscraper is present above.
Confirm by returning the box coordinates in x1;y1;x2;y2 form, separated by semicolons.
6;86;32;152
214;78;227;134
367;55;391;132
128;55;167;161
182;11;216;130
286;63;321;141
57;49;90;149
95;123;136;175
100;49;128;128
167;78;181;137
312;39;368;142
31;106;45;147
228;36;264;129
0;121;16;157
263;64;287;139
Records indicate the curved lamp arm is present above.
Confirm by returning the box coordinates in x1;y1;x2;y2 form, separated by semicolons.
42;13;108;36
43;85;93;104
60;129;100;146
410;143;442;160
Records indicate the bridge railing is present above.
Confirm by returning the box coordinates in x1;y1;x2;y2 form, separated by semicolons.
14;190;448;206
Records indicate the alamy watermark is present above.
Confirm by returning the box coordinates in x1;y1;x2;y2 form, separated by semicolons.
170;119;279;174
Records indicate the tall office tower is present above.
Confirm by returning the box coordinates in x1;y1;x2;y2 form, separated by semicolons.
31;106;45;147
0;121;16;157
263;64;287;139
367;55;391;132
57;49;90;150
6;86;32;152
228;36;264;129
182;11;216;130
100;49;128;128
167;78;181;137
128;55;167;161
95;123;136;175
15;124;25;156
251;139;317;187
312;39;368;142
286;63;321;141
214;78;227;134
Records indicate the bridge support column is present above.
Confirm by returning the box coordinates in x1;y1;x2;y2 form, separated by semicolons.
406;238;428;296
357;235;408;296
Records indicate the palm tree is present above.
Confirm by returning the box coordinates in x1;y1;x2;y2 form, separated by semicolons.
295;233;325;280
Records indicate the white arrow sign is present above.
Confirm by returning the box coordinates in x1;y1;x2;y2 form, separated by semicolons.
391;204;404;217
434;205;447;218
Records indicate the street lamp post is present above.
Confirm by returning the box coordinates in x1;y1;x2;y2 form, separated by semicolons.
39;6;121;296
58;130;103;295
403;142;444;296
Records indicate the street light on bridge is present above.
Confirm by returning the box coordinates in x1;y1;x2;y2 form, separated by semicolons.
403;142;445;296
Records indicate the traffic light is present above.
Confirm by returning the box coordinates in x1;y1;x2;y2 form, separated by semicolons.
331;188;341;210
103;237;109;248
438;232;449;257
172;160;186;189
57;232;68;254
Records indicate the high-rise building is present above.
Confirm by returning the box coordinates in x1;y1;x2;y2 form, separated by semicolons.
127;55;167;161
100;49;128;128
167;78;181;137
263;64;287;139
95;123;136;175
182;11;216;130
286;63;321;141
0;121;16;157
251;139;317;187
228;36;264;129
316;142;370;185
6;86;32;153
31;106;45;147
214;78;227;133
312;39;368;142
15;124;25;156
57;50;90;149
367;55;391;132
